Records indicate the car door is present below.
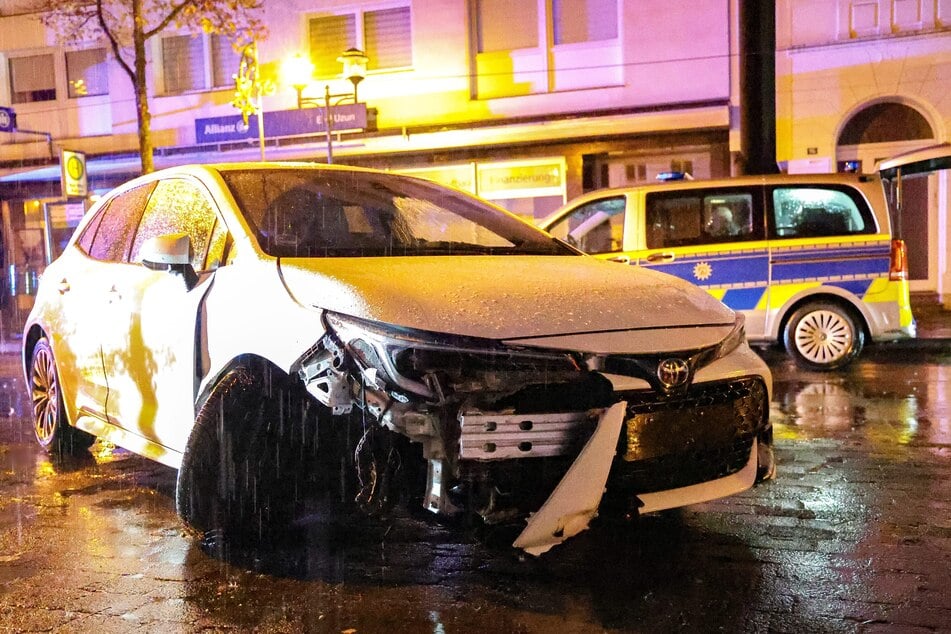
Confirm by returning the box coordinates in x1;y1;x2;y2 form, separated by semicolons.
99;177;228;459
636;186;771;335
51;184;154;429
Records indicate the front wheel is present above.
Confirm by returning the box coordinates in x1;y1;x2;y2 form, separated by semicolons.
176;364;320;540
783;302;864;371
29;337;95;454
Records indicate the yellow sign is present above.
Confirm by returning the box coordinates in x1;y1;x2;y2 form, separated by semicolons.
61;149;88;198
477;161;564;196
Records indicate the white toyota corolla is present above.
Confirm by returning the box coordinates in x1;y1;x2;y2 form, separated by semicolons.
24;163;773;555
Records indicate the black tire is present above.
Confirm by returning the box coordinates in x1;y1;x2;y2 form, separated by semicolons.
29;337;95;455
175;363;319;540
783;302;864;371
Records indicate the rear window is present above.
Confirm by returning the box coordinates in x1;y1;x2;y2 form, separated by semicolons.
770;187;875;238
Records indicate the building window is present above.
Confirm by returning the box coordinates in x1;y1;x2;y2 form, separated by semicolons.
9;54;56;104
476;0;616;51
66;48;108;98
552;0;617;45
472;0;620;98
161;33;242;94
308;6;412;75
211;35;242;88
476;0;538;52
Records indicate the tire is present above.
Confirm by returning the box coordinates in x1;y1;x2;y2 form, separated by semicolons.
29;337;95;455
783;302;864;371
175;363;319;540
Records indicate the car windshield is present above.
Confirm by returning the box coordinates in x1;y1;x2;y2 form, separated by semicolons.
219;168;574;258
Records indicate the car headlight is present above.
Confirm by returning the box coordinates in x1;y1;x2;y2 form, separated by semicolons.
713;312;747;361
323;311;582;399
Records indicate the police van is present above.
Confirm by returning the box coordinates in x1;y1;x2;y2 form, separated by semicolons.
539;146;949;370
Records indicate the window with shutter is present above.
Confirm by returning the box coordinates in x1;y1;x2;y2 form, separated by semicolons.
307;5;412;75
211;35;242;88
365;7;412;69
9;54;56;104
309;14;357;75
163;35;205;93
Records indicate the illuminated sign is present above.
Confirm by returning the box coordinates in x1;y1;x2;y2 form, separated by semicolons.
61;149;88;198
195;105;368;144
477;161;565;197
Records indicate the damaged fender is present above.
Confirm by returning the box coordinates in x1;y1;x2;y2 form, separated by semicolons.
513;401;627;556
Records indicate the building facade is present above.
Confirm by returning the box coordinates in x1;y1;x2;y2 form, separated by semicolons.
0;0;744;337
776;0;951;302
0;0;948;341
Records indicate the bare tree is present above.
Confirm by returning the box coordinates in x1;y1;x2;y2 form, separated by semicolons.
40;0;266;173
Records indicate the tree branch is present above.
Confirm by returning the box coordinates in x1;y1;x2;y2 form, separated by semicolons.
97;0;134;81
143;0;194;40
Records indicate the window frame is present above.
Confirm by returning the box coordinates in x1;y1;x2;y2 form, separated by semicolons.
305;2;413;78
157;32;242;95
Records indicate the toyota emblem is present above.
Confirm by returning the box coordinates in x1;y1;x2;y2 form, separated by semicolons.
657;358;690;390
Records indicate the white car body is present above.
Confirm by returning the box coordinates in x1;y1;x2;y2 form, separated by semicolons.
24;163;773;554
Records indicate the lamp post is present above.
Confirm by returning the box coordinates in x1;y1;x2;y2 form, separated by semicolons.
284;48;368;164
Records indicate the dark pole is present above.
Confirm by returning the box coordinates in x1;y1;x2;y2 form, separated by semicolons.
324;84;333;164
739;0;778;174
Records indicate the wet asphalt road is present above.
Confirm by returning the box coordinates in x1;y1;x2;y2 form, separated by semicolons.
0;340;949;633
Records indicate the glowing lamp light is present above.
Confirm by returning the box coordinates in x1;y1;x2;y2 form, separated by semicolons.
282;54;315;94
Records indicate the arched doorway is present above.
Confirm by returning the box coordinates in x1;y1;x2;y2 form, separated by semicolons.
837;101;939;292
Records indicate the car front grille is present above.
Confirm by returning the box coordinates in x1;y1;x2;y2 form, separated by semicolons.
605;377;767;497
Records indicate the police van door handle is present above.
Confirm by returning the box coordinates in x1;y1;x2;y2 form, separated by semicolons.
646;252;675;263
607;255;631;264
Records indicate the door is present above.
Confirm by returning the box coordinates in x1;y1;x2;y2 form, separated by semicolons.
100;178;227;456
54;184;154;426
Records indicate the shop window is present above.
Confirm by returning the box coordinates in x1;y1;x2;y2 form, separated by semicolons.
9;54;56;104
309;6;412;74
161;33;241;94
66;48;108;98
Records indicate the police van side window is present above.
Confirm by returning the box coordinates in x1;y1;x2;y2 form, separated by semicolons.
645;189;763;249
546;196;625;254
770;187;874;238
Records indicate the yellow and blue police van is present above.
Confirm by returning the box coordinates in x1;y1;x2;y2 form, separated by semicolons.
539;157;944;370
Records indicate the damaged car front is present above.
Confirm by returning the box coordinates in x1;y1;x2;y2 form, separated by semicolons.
24;163;772;557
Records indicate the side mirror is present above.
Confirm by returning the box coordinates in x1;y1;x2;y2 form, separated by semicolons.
140;233;198;289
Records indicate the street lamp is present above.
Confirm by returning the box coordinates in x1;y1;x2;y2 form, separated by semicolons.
283;48;368;164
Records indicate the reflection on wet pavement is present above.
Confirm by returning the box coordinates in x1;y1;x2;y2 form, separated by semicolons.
1;345;949;632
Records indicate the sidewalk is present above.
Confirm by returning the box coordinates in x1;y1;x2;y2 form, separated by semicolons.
910;292;951;339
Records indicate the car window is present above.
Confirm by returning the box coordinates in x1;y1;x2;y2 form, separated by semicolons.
219;169;573;258
129;179;222;271
645;189;764;249
76;201;108;255
545;196;625;254
85;183;156;262
770;187;874;238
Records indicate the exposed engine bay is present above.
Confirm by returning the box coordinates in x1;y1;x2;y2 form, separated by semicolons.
294;311;772;555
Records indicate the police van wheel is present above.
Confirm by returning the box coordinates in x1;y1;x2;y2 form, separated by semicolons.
783;302;864;371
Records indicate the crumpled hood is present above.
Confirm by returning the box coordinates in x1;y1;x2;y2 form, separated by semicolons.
278;256;734;340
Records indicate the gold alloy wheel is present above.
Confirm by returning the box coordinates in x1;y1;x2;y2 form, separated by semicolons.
31;341;60;446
